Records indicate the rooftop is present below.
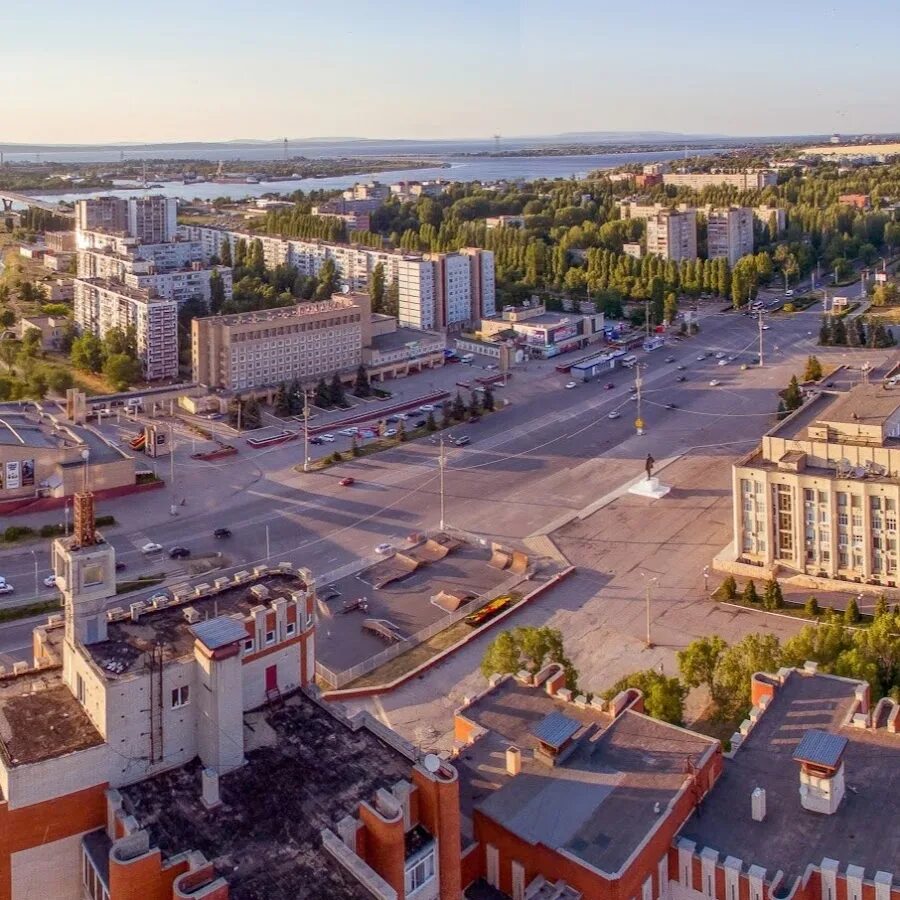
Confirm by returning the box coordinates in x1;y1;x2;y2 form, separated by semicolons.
817;383;900;427
120;690;413;900
457;677;716;873
75;276;172;305
87;572;306;678
681;671;900;883
0;670;103;767
370;326;444;353
199;296;362;328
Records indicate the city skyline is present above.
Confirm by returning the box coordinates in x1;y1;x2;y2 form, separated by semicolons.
2;0;899;144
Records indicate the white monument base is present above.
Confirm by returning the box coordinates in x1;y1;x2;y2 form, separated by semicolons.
628;476;671;499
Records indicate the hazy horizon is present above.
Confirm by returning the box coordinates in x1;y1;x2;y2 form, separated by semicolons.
3;0;899;144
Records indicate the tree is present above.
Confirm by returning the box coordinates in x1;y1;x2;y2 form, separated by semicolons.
103;325;136;358
0;339;18;373
603;670;687;725
874;594;889;620
663;291;678;325
70;333;104;373
452;391;466;421
783;375;803;411
351;435;361;457
102;353;142;390
354;364;371;397
368;262;386;313
219;239;232;267
844;596;861;625
273;382;290;417
287;378;303;415
209;269;226;314
832;257;852;282
803;355;823;382
741;579;760;605
0;309;15;328
762;577;784;611
804;596;820;617
228;394;243;429
242;395;262;429
20;328;42;358
818;317;832;346
483;385;495;412
315;377;330;408
426;411;437;432
469;391;481;417
398;419;407;442
480;625;578;691
25;370;47;399
711;634;783;720
678;635;727;696
315;258;339;300
831;317;847;345
45;368;74;394
712;574;737;601
329;372;345;407
383;279;399;317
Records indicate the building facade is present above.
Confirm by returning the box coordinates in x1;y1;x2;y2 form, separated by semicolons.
646;209;698;261
73;278;179;380
662;170;777;190
731;385;900;585
707;207;754;266
75;196;178;243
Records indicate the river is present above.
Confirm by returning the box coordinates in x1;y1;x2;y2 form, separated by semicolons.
24;149;723;205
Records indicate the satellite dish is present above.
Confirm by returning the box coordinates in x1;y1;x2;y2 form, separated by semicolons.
423;753;441;774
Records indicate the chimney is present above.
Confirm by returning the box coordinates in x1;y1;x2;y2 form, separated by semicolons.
751;787;766;821
201;768;220;809
794;730;847;815
506;746;521;776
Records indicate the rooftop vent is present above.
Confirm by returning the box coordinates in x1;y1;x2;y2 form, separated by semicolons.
183;606;201;624
751;787;766;821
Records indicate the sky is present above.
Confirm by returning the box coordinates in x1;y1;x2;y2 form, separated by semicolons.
3;0;899;144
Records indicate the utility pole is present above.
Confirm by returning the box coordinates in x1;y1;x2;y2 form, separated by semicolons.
169;423;177;515
634;364;644;436
265;524;270;561
302;390;310;472
644;300;651;342
439;435;446;531
642;573;658;648
757;310;765;367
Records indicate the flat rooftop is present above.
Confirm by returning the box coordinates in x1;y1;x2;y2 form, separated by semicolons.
817;383;900;427
457;678;716;873
88;572;305;678
371;326;443;353
120;690;413;900
681;671;900;883
0;671;103;767
0;411;57;448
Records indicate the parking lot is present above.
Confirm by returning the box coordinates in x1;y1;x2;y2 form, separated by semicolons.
314;540;516;674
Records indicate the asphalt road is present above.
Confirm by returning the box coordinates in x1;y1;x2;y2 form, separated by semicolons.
0;302;891;666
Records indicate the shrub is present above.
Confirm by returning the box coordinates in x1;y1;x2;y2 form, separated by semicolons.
3;525;34;542
741;580;760;604
804;596;820;617
39;524;63;538
94;515;116;527
844;596;861;625
713;574;737;601
783;302;795;313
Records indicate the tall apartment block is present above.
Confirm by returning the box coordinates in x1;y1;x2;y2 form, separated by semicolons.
73;278;178;380
731;384;900;583
662;169;778;190
74;196;178;244
179;225;496;331
707;206;754;266
646;208;698;261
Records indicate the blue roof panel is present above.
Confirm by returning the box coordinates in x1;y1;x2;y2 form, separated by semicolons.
793;730;848;768
190;616;248;650
531;711;581;750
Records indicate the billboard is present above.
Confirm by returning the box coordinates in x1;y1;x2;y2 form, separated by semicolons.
21;459;34;487
550;324;578;344
4;461;20;490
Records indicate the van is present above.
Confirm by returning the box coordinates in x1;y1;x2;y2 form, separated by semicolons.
461;354;474;364
621;355;638;369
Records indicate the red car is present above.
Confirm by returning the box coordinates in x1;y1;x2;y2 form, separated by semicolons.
340;477;355;486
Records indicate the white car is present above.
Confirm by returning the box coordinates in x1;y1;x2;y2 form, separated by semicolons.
630;393;638;401
0;581;12;595
338;427;358;437
43;575;57;588
709;379;721;387
320;434;335;443
718;359;727;366
696;354;706;361
148;592;169;605
375;543;393;555
714;352;725;359
565;381;577;389
785;289;794;297
419;404;435;412
141;542;163;554
384;428;398;437
608;411;621;419
762;324;770;330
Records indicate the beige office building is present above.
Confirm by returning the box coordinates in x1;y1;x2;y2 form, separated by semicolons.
662;170;777;190
192;293;373;391
707;206;754;266
732;384;900;585
646;208;697;261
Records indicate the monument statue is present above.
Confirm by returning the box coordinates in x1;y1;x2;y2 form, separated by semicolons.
645;453;655;479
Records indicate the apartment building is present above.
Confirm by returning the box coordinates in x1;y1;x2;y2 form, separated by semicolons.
179;225;496;331
731;384;900;584
342;180;390;202
485;215;525;229
646;208;698;261
73;277;178;380
706;206;754;266
192;292;371;391
662;169;778;190
74;196;178;243
754;205;787;234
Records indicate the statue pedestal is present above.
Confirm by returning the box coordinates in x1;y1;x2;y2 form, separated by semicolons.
629;476;671;499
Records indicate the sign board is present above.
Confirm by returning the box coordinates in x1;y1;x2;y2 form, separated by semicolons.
21;459;34;487
4;461;21;490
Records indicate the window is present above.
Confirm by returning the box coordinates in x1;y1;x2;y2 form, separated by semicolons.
76;673;85;704
286;621;296;637
171;685;190;709
243;638;254;654
405;850;435;894
265;629;276;646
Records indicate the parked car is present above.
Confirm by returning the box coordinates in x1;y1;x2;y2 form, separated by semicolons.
664;356;676;363
169;546;191;559
676;365;686;371
455;435;471;446
709;379;721;387
665;402;678;410
340;477;355;486
214;528;232;539
468;415;481;424
43;575;57;588
565;381;577;389
375;543;393;555
414;419;426;428
339;427;358;437
718;359;727;366
148;593;169;606
309;436;324;446
676;375;687;382
608;411;621;419
785;289;794;297
386;415;400;423
419;404;435;412
0;580;13;595
605;382;615;390
320;434;336;443
141;542;163;554
696;354;707;361
384;428;398;437
115;561;127;572
714;352;725;359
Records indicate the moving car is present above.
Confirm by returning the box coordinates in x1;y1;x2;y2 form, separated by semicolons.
608;411;621;419
718;359;727;366
565;381;577;389
709;379;721;386
676;375;687;382
419;404;435;412
762;324;770;330
115;562;127;572
169;546;191;559
338;427;358;437
320;434;335;443
785;289;794;297
0;581;12;595
375;543;393;555
455;435;471;446
605;382;615;390
468;415;481;424
339;477;355;486
141;542;163;554
43;575;57;588
665;402;678;410
676;365;686;371
696;354;707;361
309;436;324;446
714;352;725;359
665;356;676;363
214;528;232;539
630;393;638;401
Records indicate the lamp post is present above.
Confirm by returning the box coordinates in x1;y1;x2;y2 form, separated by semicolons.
303;391;310;473
703;566;710;595
642;572;658;648
29;549;38;599
438;435;446;531
169;423;177;516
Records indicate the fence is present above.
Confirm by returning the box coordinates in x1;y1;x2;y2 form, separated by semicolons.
315;569;527;689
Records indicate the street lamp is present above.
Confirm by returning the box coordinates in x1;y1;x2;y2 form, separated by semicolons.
703;566;710;595
28;549;39;599
642;572;658;648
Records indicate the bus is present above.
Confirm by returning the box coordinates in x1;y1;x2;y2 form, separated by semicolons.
643;336;665;352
